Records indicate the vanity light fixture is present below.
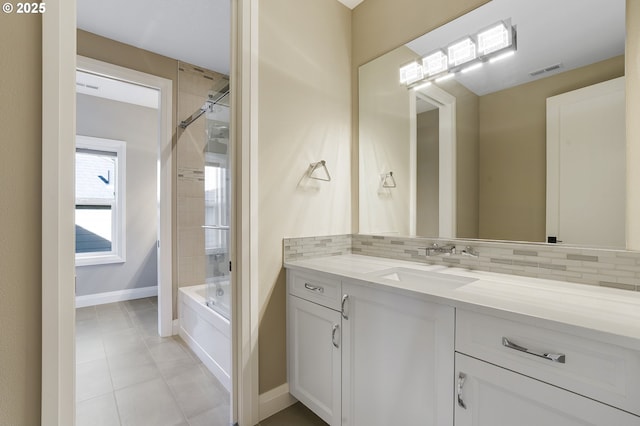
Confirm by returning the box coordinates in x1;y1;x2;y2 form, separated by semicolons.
399;61;424;85
400;18;516;89
477;21;511;56
447;37;477;67
422;50;448;76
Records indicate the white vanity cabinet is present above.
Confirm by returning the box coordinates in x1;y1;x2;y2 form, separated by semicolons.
286;257;640;426
287;269;343;425
455;310;640;425
454;353;640;426
340;279;455;426
287;269;456;426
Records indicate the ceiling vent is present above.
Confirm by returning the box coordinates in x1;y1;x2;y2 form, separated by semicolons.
529;63;562;77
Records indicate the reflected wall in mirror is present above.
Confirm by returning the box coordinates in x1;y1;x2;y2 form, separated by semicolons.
359;0;626;248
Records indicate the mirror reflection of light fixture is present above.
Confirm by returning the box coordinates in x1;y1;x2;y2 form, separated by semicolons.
399;61;424;84
447;37;477;67
461;62;484;74
400;18;516;88
422;50;448;76
490;50;515;63
477;21;511;55
435;73;455;83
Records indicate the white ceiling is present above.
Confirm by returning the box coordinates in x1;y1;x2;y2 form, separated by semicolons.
406;0;625;96
77;0;231;74
78;0;365;76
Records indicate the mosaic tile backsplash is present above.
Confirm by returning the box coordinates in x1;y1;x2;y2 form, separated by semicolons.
284;234;640;292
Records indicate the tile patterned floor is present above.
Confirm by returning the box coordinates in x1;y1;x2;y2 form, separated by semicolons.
75;297;230;426
77;297;327;426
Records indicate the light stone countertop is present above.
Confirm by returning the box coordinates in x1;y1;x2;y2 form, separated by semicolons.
284;254;640;351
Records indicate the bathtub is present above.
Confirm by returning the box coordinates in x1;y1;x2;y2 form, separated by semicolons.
178;283;231;392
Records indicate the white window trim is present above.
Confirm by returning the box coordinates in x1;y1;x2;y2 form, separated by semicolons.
75;135;127;266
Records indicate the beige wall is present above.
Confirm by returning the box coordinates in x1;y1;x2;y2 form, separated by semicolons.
627;0;640;249
257;0;352;392
0;13;42;426
478;55;625;242
359;46;416;235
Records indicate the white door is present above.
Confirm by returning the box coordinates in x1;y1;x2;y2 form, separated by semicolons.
288;295;342;426
546;77;625;247
455;353;640;426
341;280;455;426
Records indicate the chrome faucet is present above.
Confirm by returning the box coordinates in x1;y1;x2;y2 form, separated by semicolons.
460;246;479;258
423;243;456;257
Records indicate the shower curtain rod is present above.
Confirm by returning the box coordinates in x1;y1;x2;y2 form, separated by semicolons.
179;85;230;129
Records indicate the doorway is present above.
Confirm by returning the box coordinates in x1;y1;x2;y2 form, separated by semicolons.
76;56;174;335
42;2;256;424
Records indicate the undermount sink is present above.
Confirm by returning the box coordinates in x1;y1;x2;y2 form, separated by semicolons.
370;267;478;289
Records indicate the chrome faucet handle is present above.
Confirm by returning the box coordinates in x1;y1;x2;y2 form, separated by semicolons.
441;244;456;256
460;246;479;258
420;244;439;257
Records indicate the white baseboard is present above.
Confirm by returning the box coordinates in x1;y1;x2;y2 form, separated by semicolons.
259;383;298;421
172;319;180;336
75;285;158;308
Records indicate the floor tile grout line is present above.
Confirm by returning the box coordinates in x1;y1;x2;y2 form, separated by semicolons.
101;321;124;426
111;390;124;426
77;297;233;426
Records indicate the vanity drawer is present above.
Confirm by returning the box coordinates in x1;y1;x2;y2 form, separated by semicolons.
288;269;342;311
456;309;640;416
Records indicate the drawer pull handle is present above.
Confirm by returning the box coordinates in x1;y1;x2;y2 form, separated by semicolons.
304;283;324;293
457;372;467;409
502;337;566;364
341;294;349;320
332;324;340;348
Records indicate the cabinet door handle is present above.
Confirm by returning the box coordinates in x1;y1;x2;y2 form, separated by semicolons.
332;324;340;348
457;372;467;409
341;294;349;320
502;337;566;364
304;283;324;293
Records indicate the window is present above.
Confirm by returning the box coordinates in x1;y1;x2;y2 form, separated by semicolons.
75;136;126;266
204;152;229;254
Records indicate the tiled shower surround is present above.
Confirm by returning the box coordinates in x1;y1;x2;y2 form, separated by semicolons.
283;234;640;292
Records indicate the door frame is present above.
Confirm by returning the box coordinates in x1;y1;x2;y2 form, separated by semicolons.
75;56;174;337
42;1;260;424
412;84;457;238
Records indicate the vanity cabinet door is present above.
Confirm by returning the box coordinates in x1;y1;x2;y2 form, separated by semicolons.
341;280;455;426
454;353;640;426
287;295;341;426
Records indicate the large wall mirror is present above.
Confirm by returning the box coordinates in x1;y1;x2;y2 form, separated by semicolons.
359;0;626;248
